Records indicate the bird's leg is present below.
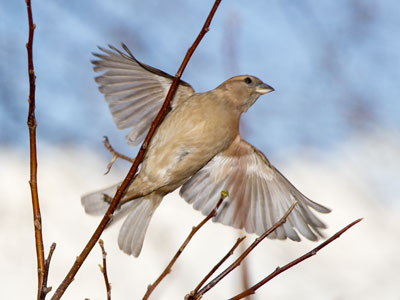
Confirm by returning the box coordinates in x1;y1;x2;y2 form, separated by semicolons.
101;193;125;211
102;191;146;209
102;193;114;204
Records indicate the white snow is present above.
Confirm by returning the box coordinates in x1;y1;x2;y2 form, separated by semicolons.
1;130;399;299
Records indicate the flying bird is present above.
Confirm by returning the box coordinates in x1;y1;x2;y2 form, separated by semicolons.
82;44;330;257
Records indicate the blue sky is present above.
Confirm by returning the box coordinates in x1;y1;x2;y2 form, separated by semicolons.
1;0;399;158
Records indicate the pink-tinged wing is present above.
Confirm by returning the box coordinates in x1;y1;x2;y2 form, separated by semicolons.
180;136;331;240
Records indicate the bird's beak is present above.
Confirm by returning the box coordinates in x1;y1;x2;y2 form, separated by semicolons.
256;83;274;95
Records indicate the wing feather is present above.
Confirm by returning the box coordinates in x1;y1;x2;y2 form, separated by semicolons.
92;44;195;147
180;135;331;241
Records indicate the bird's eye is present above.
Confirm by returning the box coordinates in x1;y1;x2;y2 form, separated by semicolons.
244;77;252;84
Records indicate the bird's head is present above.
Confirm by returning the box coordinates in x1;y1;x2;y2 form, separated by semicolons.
217;75;274;112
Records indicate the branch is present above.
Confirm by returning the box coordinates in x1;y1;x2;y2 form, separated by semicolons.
25;1;46;299
186;236;246;300
142;191;227;300
192;201;298;299
229;218;363;300
51;1;222;299
39;243;57;300
103;136;134;175
98;240;111;300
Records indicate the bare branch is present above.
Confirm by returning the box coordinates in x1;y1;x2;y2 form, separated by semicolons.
50;1;222;299
192;201;298;299
98;240;111;300
103;136;134;174
186;236;246;300
143;191;227;300
25;1;46;299
39;243;56;300
229;218;363;300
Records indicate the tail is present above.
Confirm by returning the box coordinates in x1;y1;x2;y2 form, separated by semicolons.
81;183;120;216
81;182;134;225
81;185;162;257
117;193;162;257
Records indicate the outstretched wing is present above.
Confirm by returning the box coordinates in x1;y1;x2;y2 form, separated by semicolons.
92;44;195;146
180;136;331;241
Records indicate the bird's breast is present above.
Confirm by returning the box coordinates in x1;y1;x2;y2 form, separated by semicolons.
138;93;240;191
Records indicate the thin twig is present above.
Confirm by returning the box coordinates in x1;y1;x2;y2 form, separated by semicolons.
186;236;246;300
193;201;298;299
25;1;46;299
39;243;56;300
103;136;134;174
50;1;222;299
98;240;111;300
143;191;227;300
229;218;363;300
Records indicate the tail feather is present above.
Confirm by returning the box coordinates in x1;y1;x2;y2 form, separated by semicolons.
118;193;162;257
81;183;120;215
81;183;141;228
82;184;162;257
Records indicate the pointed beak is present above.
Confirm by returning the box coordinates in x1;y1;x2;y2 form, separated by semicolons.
256;83;274;95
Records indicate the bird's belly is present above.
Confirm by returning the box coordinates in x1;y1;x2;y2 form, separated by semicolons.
140;120;236;192
133;93;239;194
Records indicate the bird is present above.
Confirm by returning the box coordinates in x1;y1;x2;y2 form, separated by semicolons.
81;44;331;257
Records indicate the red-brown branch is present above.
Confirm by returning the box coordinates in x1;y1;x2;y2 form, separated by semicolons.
103;136;134;174
192;201;298;299
39;243;56;300
186;236;246;300
25;1;46;299
229;218;363;300
50;1;222;299
98;240;111;300
143;192;227;300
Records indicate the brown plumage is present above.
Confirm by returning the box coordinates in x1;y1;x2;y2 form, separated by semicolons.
82;44;330;257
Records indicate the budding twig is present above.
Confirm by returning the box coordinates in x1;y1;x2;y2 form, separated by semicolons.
25;1;47;299
98;240;111;300
103;136;134;174
186;236;246;300
192;201;298;299
228;218;363;300
39;243;56;300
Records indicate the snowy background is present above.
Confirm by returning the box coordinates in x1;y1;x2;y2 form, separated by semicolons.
1;0;399;299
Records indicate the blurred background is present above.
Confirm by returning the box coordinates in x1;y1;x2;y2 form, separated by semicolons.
1;0;399;299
